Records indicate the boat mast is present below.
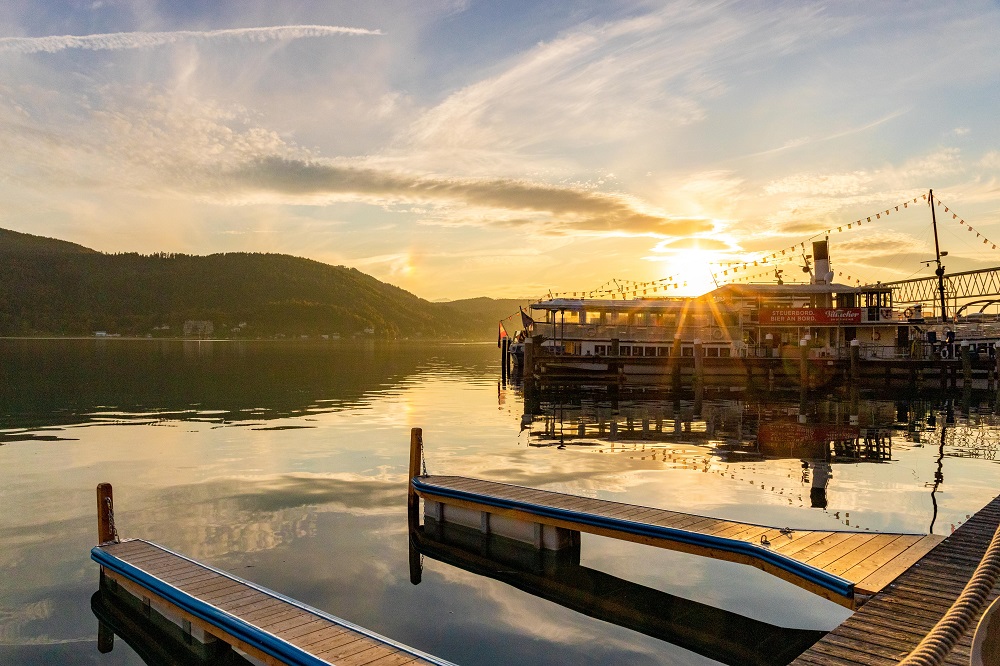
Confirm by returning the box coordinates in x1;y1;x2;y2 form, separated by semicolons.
929;189;948;323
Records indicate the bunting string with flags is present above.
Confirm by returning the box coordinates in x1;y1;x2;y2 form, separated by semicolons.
535;192;986;299
711;192;957;287
931;196;999;251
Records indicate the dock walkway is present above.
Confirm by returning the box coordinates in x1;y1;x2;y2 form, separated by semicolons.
791;493;1000;666
93;538;454;666
411;474;943;607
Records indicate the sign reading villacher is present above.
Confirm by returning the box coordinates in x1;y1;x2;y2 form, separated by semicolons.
759;308;863;325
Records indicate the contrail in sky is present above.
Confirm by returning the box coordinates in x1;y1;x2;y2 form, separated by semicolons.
0;25;382;54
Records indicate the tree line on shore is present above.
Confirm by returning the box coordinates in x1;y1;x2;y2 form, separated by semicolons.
0;228;527;340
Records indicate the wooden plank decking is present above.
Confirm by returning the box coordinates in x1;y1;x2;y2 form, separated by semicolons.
412;474;944;607
791;493;1000;666
93;539;454;666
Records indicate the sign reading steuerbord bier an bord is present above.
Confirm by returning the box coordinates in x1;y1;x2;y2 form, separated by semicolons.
758;308;862;325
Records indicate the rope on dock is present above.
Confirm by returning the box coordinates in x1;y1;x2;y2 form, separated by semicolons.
897;520;1000;666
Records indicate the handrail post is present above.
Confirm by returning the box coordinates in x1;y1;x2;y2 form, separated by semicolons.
407;428;423;530
97;483;115;545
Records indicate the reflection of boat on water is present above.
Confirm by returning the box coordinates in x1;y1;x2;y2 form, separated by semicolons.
409;522;825;666
523;386;895;462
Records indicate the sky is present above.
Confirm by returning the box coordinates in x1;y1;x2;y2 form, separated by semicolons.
2;1;1000;301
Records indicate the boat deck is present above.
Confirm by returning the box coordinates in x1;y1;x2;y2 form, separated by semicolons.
413;474;944;606
93;539;453;666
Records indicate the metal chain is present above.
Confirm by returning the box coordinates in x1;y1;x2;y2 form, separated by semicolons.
421;445;428;476
105;496;120;543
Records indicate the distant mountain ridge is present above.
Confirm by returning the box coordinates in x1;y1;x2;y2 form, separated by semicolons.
0;228;530;340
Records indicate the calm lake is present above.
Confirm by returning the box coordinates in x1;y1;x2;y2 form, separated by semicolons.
1;339;997;665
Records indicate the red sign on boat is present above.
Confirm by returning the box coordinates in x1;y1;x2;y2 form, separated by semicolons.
759;308;862;325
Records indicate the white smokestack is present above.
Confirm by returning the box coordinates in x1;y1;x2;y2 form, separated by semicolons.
812;240;831;285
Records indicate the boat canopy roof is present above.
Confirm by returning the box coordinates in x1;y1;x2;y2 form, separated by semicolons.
530;298;686;312
709;283;889;297
531;282;891;312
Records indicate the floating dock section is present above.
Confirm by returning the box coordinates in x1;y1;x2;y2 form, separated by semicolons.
407;429;941;608
92;483;454;666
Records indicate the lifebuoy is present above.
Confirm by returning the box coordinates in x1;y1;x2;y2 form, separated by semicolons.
873;331;881;341
904;308;913;318
712;328;724;340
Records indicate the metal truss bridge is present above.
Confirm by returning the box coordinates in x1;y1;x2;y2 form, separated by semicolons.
882;266;1000;311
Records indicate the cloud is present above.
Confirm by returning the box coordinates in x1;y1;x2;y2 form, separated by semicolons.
221;156;713;236
651;237;732;251
0;25;382;55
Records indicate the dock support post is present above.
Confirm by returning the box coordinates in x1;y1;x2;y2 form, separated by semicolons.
524;338;535;380
693;338;704;383
799;339;809;388
849;339;860;382
501;338;508;383
408;428;423;530
994;343;1000;393
670;334;681;391
97;483;117;545
962;341;972;388
97;620;114;653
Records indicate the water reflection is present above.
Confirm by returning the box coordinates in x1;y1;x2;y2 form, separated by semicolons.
91;578;252;666
0;339;491;440
1;341;997;665
509;384;999;534
409;522;824;666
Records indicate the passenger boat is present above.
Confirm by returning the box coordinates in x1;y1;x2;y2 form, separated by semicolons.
518;239;918;375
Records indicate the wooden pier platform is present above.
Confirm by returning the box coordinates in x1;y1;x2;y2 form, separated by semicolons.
790;492;1000;666
93;482;454;666
411;473;943;608
93;539;454;666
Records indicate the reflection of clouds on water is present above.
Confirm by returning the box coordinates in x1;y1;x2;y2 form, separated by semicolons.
0;600;84;647
127;473;405;560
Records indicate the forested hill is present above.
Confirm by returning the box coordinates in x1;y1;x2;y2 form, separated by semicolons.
0;228;530;340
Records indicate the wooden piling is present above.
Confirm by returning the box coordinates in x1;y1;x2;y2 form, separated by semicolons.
408;428;423;530
97;482;116;545
501;338;508;382
962;341;973;388
693;338;704;382
849;339;860;381
799;339;809;388
97;620;114;653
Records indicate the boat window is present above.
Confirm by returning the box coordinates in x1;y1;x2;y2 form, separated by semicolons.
707;347;720;357
585;311;602;325
645;346;656;357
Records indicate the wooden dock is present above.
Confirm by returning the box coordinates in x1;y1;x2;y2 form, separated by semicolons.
93;485;454;666
411;474;942;607
791;492;1000;666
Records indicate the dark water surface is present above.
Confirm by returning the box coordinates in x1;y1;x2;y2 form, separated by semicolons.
0;339;997;665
